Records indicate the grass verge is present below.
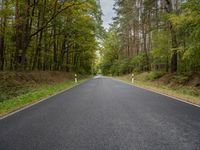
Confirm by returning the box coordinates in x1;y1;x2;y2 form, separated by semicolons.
115;75;200;106
0;79;87;117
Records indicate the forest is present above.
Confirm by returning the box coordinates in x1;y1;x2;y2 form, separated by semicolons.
1;0;200;75
100;0;200;75
0;0;103;74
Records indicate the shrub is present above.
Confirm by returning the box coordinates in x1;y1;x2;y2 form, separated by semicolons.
172;75;189;84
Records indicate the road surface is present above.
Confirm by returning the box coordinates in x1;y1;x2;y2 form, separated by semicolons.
0;77;200;150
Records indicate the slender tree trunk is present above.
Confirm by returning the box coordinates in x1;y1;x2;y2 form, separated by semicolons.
170;26;178;72
43;29;48;71
15;0;21;70
32;0;46;70
165;0;178;73
60;35;67;71
0;35;4;71
37;32;43;70
33;30;43;70
21;0;31;70
66;44;70;72
0;0;6;71
53;27;58;70
32;10;41;70
142;18;150;71
166;56;169;72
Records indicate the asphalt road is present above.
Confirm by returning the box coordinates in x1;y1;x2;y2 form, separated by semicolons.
0;76;200;150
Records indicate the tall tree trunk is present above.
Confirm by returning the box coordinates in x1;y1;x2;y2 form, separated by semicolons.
21;0;31;70
0;0;6;71
32;31;43;70
165;0;178;73
15;0;21;70
170;26;178;72
43;29;48;71
142;17;150;71
32;1;45;70
60;35;67;71
66;44;70;72
53;27;58;70
15;0;31;70
0;33;5;71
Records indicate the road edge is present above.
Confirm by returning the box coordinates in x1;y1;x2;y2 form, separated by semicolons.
0;79;91;120
112;77;200;108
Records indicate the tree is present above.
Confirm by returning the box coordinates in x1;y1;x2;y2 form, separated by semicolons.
0;0;103;74
100;0;200;75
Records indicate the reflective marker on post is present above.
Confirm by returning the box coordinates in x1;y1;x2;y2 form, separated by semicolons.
132;74;134;83
75;74;77;83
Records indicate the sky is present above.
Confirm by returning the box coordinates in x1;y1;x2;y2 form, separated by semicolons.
100;0;115;30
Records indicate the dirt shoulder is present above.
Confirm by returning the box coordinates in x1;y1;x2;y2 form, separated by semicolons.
115;72;200;106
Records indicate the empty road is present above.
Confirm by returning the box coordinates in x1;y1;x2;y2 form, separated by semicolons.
0;77;200;150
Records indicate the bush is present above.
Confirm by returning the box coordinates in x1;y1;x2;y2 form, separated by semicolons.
148;71;166;80
136;71;165;81
130;53;146;72
171;75;189;84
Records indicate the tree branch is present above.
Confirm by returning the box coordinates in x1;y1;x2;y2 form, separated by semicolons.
30;2;82;38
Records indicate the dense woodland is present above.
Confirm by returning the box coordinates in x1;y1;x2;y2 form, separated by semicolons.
100;0;200;75
0;0;103;73
1;0;200;76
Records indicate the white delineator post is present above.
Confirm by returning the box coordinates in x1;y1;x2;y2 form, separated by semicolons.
75;74;77;83
132;74;134;83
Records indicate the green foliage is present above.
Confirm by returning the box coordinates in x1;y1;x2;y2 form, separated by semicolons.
100;0;200;75
118;58;130;74
130;53;146;72
136;71;165;81
100;27;120;75
169;0;200;72
151;30;170;71
0;0;103;73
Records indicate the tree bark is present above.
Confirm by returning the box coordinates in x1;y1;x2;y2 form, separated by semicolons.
170;26;178;72
15;0;21;70
0;0;6;71
165;0;178;73
60;35;67;71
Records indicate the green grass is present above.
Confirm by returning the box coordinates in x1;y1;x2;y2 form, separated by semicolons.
115;75;200;106
0;79;86;117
